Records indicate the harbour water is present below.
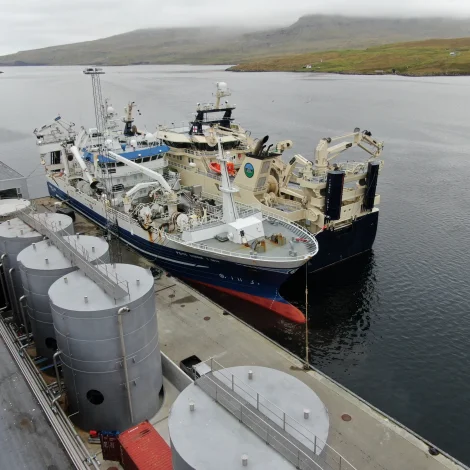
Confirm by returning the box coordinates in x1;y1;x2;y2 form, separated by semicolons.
1;65;469;464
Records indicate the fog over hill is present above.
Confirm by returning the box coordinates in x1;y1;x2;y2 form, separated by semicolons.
1;15;470;66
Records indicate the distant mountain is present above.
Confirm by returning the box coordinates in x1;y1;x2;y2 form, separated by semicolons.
1;15;470;66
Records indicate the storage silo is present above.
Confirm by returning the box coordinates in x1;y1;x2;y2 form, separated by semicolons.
49;263;162;431
169;365;330;470
17;235;110;360
0;199;31;221
0;213;74;325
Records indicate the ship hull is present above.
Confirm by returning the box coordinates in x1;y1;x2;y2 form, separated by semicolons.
309;210;379;273
46;181;306;323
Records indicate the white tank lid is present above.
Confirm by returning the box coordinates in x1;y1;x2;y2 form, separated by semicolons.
35;212;73;230
49;263;153;311
0;213;72;240
0;218;41;239
0;199;30;218
18;235;108;271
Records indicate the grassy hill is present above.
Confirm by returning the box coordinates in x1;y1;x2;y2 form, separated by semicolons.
1;15;470;66
228;38;470;76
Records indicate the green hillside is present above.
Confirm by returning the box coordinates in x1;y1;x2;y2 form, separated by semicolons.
229;38;470;76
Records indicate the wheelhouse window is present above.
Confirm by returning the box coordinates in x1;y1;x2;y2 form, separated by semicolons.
51;150;61;165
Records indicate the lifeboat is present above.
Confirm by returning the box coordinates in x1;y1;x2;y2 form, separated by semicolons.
209;161;236;176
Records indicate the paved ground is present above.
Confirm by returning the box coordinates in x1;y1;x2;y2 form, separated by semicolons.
0;335;72;470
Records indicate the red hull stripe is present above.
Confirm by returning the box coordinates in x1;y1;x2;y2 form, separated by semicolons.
189;280;306;324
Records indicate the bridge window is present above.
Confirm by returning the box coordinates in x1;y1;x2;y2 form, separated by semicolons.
51;150;61;165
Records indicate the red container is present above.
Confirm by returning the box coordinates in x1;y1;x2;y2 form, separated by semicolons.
118;421;173;470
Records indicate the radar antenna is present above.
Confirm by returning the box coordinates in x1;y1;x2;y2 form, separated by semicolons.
83;67;123;263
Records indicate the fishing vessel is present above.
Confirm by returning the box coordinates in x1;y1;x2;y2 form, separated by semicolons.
35;104;318;323
155;82;385;272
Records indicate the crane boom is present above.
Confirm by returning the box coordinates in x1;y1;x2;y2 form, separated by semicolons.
314;130;383;170
107;151;173;193
70;146;97;186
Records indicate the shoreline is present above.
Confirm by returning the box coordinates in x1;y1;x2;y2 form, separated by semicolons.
1;63;468;78
226;66;470;77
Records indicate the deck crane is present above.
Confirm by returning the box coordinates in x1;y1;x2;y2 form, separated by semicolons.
278;128;384;191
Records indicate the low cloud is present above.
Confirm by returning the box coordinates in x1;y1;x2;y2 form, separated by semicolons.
1;0;469;55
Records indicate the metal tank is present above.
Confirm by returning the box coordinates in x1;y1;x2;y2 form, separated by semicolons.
0;213;74;325
169;365;330;470
17;235;110;360
49;263;162;431
0;199;31;221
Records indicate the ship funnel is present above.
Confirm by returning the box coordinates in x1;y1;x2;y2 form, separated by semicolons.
253;135;269;156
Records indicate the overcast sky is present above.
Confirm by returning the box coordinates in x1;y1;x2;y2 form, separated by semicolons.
1;0;469;55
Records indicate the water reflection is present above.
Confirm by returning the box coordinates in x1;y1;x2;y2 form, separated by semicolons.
186;251;378;368
281;251;378;366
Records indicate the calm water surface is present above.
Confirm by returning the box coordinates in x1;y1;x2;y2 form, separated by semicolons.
1;66;469;464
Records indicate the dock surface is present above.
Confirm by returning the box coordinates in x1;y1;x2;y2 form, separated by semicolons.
0;333;72;469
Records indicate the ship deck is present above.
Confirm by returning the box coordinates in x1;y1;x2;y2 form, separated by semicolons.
1;197;466;470
198;218;314;259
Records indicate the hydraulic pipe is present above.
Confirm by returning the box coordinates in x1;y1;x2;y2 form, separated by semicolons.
7;268;20;320
117;306;134;424
0;260;10;309
51;350;63;411
18;296;29;340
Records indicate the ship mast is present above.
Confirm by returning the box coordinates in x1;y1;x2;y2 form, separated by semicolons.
83;67;122;263
217;138;239;223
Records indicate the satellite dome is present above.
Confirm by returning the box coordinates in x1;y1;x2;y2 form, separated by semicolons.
145;132;155;142
130;139;137;147
107;106;115;114
217;81;228;91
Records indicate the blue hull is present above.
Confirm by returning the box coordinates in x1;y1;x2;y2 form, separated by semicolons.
47;183;306;322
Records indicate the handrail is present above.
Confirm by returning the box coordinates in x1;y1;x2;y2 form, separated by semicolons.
16;206;129;300
196;372;326;470
197;358;358;470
